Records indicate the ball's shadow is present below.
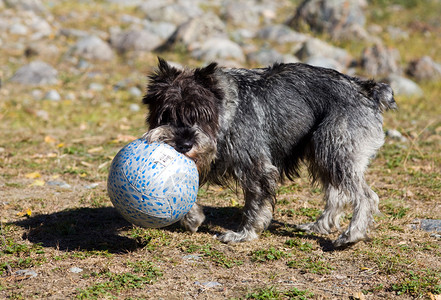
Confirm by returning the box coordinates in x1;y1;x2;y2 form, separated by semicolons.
13;207;137;253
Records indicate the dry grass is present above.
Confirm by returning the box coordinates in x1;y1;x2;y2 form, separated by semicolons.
1;1;441;299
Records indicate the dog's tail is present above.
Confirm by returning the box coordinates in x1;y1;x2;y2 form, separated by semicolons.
363;81;397;112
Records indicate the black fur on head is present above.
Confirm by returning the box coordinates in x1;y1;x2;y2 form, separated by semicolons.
143;58;224;140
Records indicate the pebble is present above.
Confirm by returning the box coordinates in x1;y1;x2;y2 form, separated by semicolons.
44;89;61;101
89;83;104;91
129;103;140;112
14;269;38;278
69;267;83;273
84;183;99;189
46;180;71;189
385;129;407;142
9;23;28;35
194;281;222;288
411;219;441;232
182;254;203;262
128;86;142;97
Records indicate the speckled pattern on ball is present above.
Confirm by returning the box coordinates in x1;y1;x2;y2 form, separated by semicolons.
107;139;199;228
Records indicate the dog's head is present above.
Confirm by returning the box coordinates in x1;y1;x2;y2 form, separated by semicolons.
142;58;224;177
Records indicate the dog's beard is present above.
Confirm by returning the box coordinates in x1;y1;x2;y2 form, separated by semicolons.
144;125;217;181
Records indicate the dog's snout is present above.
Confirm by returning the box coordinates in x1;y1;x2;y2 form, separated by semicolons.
176;140;194;153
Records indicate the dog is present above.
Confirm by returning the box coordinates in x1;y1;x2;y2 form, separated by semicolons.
142;58;396;247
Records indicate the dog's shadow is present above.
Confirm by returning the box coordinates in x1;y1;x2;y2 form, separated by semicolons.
13;206;340;253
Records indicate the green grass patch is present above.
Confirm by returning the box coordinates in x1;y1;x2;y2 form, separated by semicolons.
287;257;334;275
251;247;289;262
246;286;314;300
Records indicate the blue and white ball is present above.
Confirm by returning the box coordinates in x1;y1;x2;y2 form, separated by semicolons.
107;138;199;228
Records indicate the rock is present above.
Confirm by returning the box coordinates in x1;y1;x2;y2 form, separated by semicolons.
191;37;245;63
107;0;142;6
159;13;227;51
257;25;309;44
110;29;162;53
89;83;104;91
247;49;285;66
10;61;58;86
387;26;409;40
84;183;99;189
385;129;407;142
406;56;441;81
221;0;261;27
194;281;222;288
46;180;71;189
411;219;441;232
295;38;353;67
384;74;423;97
129;103;140;112
361;43;402;76
305;56;345;72
139;0;202;24
183;254;203;262
71;35;114;61
14;269;38;278
287;0;368;40
59;28;90;38
44;89;61;101
128;86;142;97
9;23;28;35
4;0;46;13
69;267;83;273
29;17;53;40
143;21;176;40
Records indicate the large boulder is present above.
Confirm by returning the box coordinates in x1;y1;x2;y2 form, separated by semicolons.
110;29;162;53
360;43;401;77
406;56;441;81
158;13;227;51
70;35;114;61
287;0;369;40
10;61;58;85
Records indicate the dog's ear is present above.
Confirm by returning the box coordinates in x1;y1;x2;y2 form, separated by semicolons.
152;57;180;83
194;63;218;87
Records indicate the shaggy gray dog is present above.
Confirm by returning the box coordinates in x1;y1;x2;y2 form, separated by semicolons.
143;58;396;248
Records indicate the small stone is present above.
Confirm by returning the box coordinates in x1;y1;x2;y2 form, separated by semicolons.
411;219;441;232
46;180;71;189
194;281;222;288
183;254;202;261
385;129;407;142
84;183;99;189
10;23;28;35
14;269;37;278
44;90;61;101
31;89;43;100
128;86;142;97
129;103;140;112
89;83;104;91
384;74;423;97
35;110;49;120
69;267;83;273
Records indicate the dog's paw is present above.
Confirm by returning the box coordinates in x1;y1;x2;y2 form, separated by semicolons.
217;229;258;243
180;204;205;233
296;222;333;235
333;231;368;248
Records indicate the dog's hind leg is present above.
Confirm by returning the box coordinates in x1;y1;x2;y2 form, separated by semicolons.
218;160;279;243
298;115;384;247
296;183;347;234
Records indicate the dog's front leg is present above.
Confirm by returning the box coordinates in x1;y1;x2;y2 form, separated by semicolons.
180;203;205;233
218;163;278;243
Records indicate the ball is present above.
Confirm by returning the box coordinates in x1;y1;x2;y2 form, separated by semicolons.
107;138;199;228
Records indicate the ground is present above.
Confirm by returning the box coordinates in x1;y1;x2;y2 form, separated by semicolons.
1;0;441;299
